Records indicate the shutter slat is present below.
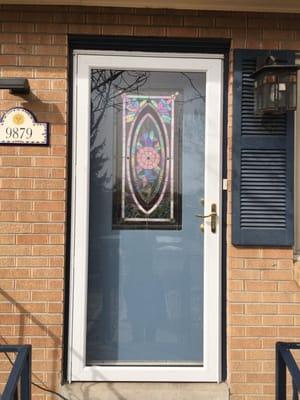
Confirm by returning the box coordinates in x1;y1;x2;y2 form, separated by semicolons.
232;49;294;246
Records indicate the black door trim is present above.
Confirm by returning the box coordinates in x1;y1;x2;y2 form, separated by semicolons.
63;34;230;383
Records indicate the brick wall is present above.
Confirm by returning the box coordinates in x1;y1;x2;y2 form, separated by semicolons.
0;5;300;399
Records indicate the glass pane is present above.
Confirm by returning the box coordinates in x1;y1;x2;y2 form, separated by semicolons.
86;69;206;365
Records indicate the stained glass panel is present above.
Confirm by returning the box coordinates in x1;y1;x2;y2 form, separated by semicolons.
113;93;181;229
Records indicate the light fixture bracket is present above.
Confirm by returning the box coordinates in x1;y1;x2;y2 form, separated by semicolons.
0;78;30;95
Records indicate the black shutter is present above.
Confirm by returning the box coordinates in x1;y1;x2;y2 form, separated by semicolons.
232;49;294;246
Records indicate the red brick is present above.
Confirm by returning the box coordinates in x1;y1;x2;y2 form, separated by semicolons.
34;201;64;212
15;279;47;290
184;15;214;27
263;29;294;40
167;27;197;37
19;33;51;44
32;245;64;256
33;223;64;234
245;327;276;337
2;157;31;167
245;304;278;315
86;13;117;24
216;16;246;28
262;270;294;281
53;11;85;24
16;257;48;267
18;190;49;200
1;268;30;278
35;23;67;34
102;25;133;35
2;44;33;54
152;15;182;26
119;14;150;25
18;212;49;222
0;245;31;256
1;200;32;211
0;33;17;43
245;281;277;292
0;55;17;65
31;268;63;278
3;22;34;32
31;290;63;301
19;55;51;67
16;235;48;245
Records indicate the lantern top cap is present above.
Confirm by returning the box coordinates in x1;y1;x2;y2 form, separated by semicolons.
250;56;300;79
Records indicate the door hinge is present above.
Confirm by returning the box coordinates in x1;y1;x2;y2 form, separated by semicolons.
223;178;228;191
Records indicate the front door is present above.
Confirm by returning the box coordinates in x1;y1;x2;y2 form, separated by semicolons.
69;51;223;382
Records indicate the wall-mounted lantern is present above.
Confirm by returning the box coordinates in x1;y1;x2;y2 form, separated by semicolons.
0;78;30;95
251;56;300;115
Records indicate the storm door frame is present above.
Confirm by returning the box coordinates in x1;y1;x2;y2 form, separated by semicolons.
65;36;230;384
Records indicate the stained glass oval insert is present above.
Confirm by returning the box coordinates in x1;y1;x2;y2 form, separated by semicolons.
113;93;181;229
127;103;168;214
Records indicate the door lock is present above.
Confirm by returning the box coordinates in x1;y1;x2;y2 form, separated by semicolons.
195;203;217;233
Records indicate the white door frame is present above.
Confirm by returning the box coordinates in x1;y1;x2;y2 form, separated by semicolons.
68;50;223;382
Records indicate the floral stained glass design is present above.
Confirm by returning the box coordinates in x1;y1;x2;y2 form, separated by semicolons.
113;93;181;229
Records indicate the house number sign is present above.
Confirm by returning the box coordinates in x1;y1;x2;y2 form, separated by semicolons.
0;108;49;145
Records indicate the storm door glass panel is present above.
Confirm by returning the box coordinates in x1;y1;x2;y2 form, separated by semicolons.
86;69;206;365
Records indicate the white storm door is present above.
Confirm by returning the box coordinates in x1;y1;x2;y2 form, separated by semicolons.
69;51;223;382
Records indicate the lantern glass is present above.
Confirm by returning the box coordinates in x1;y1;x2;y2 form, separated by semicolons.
253;65;299;114
287;72;297;109
264;73;277;112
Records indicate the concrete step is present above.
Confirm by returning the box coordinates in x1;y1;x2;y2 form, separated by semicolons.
61;382;229;400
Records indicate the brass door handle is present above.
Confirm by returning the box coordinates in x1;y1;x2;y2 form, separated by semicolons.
195;203;217;233
195;212;216;218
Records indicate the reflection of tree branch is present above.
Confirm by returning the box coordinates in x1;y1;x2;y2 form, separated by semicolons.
91;70;205;141
92;70;123;90
92;72;148;113
90;70;205;186
91;78;113;145
91;70;149;147
181;72;205;102
90;70;150;186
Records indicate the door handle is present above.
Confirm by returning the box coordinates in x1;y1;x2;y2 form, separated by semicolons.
195;203;217;233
